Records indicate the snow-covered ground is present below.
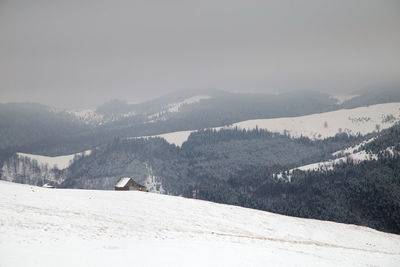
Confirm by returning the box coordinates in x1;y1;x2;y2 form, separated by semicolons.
164;95;212;113
275;137;399;181
138;102;400;147
1;181;399;267
67;109;104;125
275;138;378;180
275;150;378;181
226;102;400;140
147;95;212;122
16;150;92;170
133;130;194;147
332;137;376;157
329;95;359;105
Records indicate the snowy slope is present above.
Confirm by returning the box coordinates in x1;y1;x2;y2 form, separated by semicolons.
275;137;399;181
275;150;377;181
133;130;194;147
16;150;92;170
67;109;104;125
227;102;400;139
67;95;212;125
330;95;359;105
147;95;212;122
1;181;399;267
275;138;378;180
138;102;400;147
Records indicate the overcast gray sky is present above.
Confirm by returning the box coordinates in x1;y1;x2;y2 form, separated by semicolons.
0;0;399;108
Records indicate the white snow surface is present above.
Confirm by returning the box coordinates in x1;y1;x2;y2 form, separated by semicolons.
1;181;399;267
156;130;194;146
330;95;359;105
148;95;212;122
67;109;104;125
227;102;400;140
138;102;400;147
276;150;378;181
16;150;92;170
332;137;376;157
132;130;194;147
165;95;212;113
275;138;380;180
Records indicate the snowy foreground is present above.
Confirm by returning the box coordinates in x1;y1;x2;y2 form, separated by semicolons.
1;181;399;267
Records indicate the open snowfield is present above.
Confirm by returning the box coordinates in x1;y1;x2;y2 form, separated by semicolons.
16;150;92;170
275;138;380;180
1;181;399;267
142;102;400;147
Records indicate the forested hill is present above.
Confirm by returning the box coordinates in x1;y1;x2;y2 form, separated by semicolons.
1;89;400;235
60;128;366;192
2;122;400;234
64;125;400;234
190;124;400;234
2;87;400;158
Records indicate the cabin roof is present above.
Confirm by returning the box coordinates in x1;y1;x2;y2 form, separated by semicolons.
115;177;132;188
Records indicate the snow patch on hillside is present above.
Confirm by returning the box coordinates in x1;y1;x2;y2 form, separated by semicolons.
275;150;378;181
16;150;92;170
167;95;212;113
148;95;212;122
1;181;399;267
274;136;400;181
132;130;194;147
226;102;400;140
330;95;359;105
332;137;376;157
137;102;400;147
67;109;104;125
156;131;194;147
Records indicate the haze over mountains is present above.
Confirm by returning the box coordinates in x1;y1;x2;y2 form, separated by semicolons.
1;87;399;153
2;1;400;265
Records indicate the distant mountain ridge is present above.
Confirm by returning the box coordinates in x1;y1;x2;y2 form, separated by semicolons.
1;88;399;158
2;88;400;234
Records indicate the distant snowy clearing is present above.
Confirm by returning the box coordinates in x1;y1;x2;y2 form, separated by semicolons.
1;181;399;267
275;138;382;181
147;95;212;122
228;102;400;140
16;150;92;170
329;95;359;105
137;102;400;147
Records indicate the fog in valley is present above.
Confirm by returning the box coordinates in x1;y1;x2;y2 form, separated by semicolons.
1;0;399;108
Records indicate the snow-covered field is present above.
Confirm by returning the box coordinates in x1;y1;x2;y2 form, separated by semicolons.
275;150;378;181
330;95;359;105
1;181;399;267
147;95;212;122
16;150;92;170
141;102;400;147
275;138;379;180
67;109;104;125
228;102;400;139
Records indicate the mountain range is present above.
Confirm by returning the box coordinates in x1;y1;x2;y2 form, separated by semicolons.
1;87;400;234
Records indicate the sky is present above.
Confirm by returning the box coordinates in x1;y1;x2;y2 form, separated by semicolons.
0;0;399;108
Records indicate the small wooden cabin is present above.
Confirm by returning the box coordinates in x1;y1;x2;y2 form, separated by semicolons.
114;177;147;192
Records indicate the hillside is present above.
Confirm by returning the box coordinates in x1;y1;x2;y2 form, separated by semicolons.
185;124;400;234
1;181;399;267
0;90;339;156
1;89;399;157
143;102;400;146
